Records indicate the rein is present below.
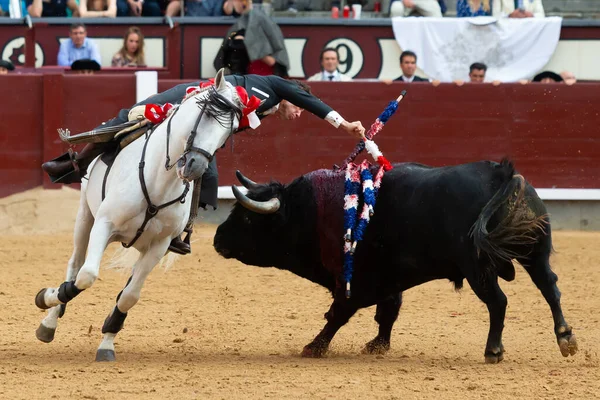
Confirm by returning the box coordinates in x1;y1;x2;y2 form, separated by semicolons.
341;90;406;298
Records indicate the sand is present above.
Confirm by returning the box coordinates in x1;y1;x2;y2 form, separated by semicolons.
0;187;598;399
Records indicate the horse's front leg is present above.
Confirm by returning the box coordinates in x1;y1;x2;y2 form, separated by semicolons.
35;219;113;310
36;196;94;343
96;239;169;362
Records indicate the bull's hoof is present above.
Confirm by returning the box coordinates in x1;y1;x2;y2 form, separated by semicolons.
301;344;328;358
484;347;505;364
35;324;56;343
558;328;578;357
362;337;391;355
35;289;51;310
95;349;116;362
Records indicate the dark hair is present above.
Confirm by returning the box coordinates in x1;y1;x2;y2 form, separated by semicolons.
292;79;312;95
70;23;86;32
470;62;487;73
400;50;417;63
320;47;339;62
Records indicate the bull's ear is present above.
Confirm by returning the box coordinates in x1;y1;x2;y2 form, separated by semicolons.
215;68;226;91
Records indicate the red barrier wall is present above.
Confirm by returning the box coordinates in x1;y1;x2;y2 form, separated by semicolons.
1;77;599;198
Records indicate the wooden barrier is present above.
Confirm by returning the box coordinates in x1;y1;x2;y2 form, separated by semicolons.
1;75;599;198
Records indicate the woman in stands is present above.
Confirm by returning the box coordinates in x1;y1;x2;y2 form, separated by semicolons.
111;27;146;68
78;0;117;17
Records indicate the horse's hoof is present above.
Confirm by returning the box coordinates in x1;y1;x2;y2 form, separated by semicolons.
35;324;56;343
95;349;116;362
35;289;51;310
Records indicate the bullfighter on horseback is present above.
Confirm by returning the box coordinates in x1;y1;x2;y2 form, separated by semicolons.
42;74;366;255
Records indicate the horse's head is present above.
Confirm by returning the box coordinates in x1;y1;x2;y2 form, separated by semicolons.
176;68;244;182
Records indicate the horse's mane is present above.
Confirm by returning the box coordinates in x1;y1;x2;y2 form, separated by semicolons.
195;84;243;129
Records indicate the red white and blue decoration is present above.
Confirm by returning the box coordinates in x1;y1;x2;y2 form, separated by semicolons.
342;91;407;298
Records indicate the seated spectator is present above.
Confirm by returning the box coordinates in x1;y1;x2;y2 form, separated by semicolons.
117;0;161;16
71;59;101;75
394;51;428;82
0;60;14;74
307;48;352;82
492;0;544;18
79;0;117;17
214;0;289;77
560;71;576;85
532;71;562;83
390;0;442;18
456;0;490;17
27;0;79;17
57;24;102;67
165;0;222;16
111;27;146;67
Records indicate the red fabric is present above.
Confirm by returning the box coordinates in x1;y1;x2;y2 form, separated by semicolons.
144;103;174;124
247;60;274;76
235;86;262;129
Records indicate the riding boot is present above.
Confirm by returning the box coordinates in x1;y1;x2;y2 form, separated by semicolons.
42;142;112;184
168;230;192;255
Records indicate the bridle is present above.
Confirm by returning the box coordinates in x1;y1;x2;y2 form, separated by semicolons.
119;85;243;249
165;85;243;171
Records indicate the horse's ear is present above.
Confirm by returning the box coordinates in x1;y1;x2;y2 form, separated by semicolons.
215;68;227;91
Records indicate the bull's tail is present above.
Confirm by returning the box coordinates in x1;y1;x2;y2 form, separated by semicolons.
469;159;548;264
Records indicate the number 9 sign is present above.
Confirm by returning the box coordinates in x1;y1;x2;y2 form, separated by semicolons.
323;38;364;78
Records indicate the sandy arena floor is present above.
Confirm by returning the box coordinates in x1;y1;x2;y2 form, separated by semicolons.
0;187;598;400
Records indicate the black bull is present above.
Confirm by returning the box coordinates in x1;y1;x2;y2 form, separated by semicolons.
213;159;578;363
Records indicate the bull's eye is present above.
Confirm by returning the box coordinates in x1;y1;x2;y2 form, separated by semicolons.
243;216;251;225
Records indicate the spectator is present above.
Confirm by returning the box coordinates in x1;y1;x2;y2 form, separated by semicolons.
57;24;102;67
560;71;576;85
454;62;501;85
532;71;562;83
222;0;242;16
214;0;289;77
0;60;14;74
394;51;428;82
111;26;146;67
390;0;442;18
456;0;490;17
493;0;544;18
79;0;117;17
165;0;223;16
71;59;101;75
27;0;79;17
117;0;161;16
307;48;352;82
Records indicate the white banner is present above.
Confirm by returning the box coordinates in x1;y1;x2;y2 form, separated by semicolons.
391;16;562;82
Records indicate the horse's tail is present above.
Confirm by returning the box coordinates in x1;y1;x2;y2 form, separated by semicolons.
469;159;548;264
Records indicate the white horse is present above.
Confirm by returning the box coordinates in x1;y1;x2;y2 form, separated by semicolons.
34;69;243;361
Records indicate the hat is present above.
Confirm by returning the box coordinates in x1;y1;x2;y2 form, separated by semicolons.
532;71;563;82
71;59;101;71
0;60;15;71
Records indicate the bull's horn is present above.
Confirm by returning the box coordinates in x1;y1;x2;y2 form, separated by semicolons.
236;170;259;189
232;185;280;214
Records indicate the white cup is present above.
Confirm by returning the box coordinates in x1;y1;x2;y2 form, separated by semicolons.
352;4;362;19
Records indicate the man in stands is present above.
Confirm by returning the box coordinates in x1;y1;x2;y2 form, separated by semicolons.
389;0;442;17
42;73;366;254
394;51;428;82
493;0;545;18
57;23;102;67
307;48;352;82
